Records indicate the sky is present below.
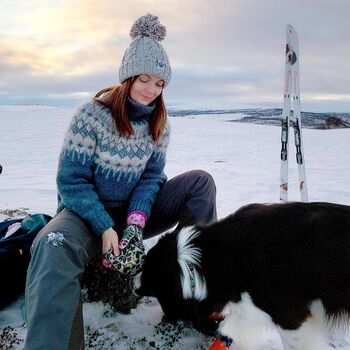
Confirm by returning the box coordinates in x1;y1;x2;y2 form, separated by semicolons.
1;0;350;112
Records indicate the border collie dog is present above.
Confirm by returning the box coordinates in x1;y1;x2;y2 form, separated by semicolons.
134;202;350;349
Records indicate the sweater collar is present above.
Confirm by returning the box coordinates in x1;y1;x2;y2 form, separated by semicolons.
127;97;155;122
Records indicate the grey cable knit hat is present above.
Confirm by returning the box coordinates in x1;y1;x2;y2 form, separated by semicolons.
119;14;172;87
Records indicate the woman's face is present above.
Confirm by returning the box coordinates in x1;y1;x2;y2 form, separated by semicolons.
130;74;164;106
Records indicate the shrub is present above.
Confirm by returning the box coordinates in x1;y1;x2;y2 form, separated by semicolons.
81;255;140;314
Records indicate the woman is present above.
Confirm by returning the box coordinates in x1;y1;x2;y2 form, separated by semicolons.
24;14;217;349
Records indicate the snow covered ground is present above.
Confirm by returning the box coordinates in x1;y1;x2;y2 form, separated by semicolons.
0;104;350;349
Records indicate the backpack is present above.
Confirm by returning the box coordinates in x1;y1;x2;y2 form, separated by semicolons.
0;214;51;309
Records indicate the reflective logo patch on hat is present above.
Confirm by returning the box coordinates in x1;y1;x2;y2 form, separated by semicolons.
156;59;165;71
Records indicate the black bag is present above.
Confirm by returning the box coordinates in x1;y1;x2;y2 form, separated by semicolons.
0;214;51;309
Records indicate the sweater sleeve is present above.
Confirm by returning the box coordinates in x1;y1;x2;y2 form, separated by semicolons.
127;122;170;218
56;104;114;234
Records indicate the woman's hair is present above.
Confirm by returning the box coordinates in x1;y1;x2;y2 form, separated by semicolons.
94;77;167;143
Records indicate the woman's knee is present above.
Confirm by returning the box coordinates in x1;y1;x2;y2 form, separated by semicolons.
30;229;74;268
30;225;93;272
31;210;97;260
188;169;216;193
31;222;72;257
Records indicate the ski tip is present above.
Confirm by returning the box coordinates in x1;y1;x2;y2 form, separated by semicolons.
286;24;298;40
286;24;295;34
286;24;298;47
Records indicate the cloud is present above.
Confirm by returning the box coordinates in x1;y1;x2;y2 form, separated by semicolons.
1;0;350;111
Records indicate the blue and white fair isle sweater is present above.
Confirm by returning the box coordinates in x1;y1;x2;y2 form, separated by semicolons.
56;98;170;234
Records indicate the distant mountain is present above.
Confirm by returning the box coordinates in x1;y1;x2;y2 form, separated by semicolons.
1;105;349;129
168;108;350;129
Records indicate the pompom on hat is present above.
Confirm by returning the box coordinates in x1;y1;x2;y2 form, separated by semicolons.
119;14;172;87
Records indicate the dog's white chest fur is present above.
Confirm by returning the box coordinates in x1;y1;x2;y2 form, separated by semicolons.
219;293;284;350
218;293;338;350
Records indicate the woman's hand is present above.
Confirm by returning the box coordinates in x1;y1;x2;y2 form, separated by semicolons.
102;227;120;269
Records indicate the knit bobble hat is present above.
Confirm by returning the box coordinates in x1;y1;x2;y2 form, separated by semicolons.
119;14;172;87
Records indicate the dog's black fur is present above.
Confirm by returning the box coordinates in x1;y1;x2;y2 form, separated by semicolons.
135;202;350;336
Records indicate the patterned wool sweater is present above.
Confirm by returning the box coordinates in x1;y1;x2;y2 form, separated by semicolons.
56;99;170;234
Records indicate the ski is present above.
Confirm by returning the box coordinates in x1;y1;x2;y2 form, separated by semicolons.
279;25;308;202
279;31;292;202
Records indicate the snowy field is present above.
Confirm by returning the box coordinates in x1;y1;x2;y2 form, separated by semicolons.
0;104;350;349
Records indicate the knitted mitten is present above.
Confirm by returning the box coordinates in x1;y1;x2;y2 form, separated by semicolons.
104;225;145;276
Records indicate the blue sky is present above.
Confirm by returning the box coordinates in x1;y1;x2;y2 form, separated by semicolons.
1;0;349;112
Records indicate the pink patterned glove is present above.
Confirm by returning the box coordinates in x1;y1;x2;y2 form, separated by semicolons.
104;224;145;276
